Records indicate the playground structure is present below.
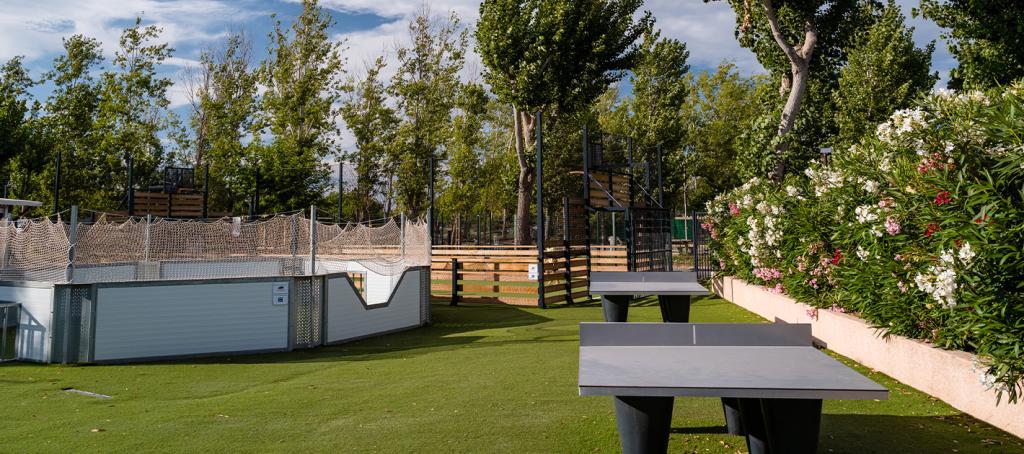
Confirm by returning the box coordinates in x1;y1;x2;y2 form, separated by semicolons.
428;114;674;307
0;207;431;364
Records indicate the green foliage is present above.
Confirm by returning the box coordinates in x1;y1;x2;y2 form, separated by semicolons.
918;0;1024;89
340;57;399;221
390;10;467;218
834;2;936;144
438;82;489;217
706;83;1024;402
191;31;260;215
256;0;345;213
476;0;652;117
681;63;773;211
0;57;35;173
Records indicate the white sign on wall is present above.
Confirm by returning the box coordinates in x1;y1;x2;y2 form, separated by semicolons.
527;264;538;281
272;282;289;305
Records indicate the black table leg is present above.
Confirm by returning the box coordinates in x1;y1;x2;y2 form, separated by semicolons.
721;397;746;435
658;294;691;322
613;396;674;454
760;398;822;454
739;397;823;454
739;397;769;454
602;295;631;322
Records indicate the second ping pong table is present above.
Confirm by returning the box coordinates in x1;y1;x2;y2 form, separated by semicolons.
589;271;709;323
578;322;888;454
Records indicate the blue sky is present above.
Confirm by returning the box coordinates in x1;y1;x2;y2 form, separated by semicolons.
2;0;953;179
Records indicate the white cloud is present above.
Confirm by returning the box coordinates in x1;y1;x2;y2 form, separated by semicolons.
0;0;263;63
646;0;763;75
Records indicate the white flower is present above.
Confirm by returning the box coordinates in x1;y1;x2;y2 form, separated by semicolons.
855;205;879;224
786;186;800;197
958;242;975;264
856;246;870;261
915;259;958;308
862;180;879;193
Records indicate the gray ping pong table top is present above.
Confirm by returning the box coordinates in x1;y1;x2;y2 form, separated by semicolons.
589;271;709;296
578;322;889;400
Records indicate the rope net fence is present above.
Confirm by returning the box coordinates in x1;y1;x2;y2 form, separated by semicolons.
0;213;430;284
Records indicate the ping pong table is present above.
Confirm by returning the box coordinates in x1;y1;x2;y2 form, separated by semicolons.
590;271;708;323
578;322;888;454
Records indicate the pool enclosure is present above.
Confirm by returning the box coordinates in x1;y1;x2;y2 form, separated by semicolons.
0;210;431;363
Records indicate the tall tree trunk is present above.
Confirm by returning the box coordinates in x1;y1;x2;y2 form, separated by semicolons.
762;0;817;182
513;107;536;245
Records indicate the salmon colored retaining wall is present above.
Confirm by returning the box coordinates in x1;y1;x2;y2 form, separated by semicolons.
713;275;1024;439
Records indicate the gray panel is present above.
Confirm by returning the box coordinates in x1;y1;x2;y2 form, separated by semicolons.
579;323;812;347
159;260;282;280
325;269;423;344
578;323;887;400
0;284;54;362
93;281;288;361
578;345;888;400
590;271;708;296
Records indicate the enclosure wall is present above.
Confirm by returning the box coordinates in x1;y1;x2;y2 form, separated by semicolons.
93;280;290;361
0;283;53;362
325;268;426;344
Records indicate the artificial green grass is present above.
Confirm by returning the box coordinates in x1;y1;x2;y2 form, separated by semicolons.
1;298;1021;453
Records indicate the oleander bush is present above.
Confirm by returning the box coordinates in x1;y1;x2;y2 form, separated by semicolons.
704;82;1024;403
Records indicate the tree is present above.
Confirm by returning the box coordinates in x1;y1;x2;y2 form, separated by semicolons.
438;82;490;241
35;35;105;213
476;0;652;243
94;18;177;210
834;2;936;144
716;0;874;181
257;0;346;212
681;63;773;210
390;9;467;218
185;31;260;214
340;57;399;222
918;0;1024;89
0;57;34;174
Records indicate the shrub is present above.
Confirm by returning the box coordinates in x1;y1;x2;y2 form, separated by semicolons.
704;81;1024;403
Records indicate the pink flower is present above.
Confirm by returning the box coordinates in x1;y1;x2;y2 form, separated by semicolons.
885;216;901;235
925;223;941;238
728;203;741;216
897;281;908;293
806;308;819;319
768;283;785;294
935;191;951;206
829;304;847;314
878;198;895;209
808;278;819;289
753;267;783;281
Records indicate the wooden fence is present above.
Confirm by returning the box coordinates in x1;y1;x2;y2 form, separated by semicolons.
430;245;627;306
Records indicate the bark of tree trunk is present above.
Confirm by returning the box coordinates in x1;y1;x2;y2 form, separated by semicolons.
513;107;536;245
761;0;817;183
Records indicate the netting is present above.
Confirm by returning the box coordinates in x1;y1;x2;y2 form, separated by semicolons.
0;213;430;284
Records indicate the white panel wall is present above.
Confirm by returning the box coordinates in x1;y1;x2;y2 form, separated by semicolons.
325;269;422;344
345;262;400;305
74;264;136;283
93;281;288;361
160;260;282;281
0;285;54;362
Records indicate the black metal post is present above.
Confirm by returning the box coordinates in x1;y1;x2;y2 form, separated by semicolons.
202;162;209;219
535;111;546;309
450;257;459;305
53;150;62;215
336;159;343;223
692;210;699;274
626;138;635;271
250;165;260;220
656;144;664;207
582;125;590;206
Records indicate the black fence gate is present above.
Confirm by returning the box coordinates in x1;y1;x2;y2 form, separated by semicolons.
691;211;716;280
629;207;672;272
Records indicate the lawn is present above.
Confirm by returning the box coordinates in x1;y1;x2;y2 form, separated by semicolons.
1;298;1022;453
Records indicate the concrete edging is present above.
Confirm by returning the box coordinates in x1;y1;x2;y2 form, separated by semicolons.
713;275;1024;439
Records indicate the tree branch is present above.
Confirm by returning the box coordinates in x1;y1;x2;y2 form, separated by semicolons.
761;0;802;64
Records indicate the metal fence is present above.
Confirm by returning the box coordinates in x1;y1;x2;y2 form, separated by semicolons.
691;211;717;280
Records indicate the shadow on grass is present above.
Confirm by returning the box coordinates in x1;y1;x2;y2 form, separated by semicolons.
112;302;558;367
819;413;1024;453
